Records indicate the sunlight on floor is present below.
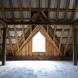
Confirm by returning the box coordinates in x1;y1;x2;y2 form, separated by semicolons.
0;61;78;78
7;61;59;71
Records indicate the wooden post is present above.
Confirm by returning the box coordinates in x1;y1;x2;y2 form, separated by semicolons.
72;25;77;65
2;26;7;65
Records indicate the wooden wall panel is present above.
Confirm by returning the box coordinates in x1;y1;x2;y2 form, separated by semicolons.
14;37;60;59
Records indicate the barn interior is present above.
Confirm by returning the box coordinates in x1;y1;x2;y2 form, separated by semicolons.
0;0;78;78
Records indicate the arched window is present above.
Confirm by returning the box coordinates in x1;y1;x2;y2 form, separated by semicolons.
32;32;46;52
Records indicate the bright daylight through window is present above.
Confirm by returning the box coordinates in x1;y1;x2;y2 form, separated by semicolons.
32;32;46;52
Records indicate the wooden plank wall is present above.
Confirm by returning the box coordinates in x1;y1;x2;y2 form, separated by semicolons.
15;38;60;58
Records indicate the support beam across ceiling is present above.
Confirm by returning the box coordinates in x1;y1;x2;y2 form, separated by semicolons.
5;19;75;25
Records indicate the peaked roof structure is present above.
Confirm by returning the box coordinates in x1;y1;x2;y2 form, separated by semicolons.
0;0;78;25
16;25;62;55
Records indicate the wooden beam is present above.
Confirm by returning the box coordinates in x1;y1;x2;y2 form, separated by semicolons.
59;26;65;50
22;25;25;41
18;0;25;42
0;8;78;12
1;19;78;25
56;0;60;20
14;25;19;51
41;11;48;20
40;25;62;55
0;43;73;46
15;25;39;55
0;27;31;31
18;28;29;43
28;0;31;18
38;0;40;9
2;26;7;65
0;35;73;39
72;24;77;65
0;29;2;39
70;0;78;20
0;0;6;20
47;25;48;33
64;26;72;55
48;0;51;18
5;19;74;25
7;26;14;56
53;25;57;40
1;27;78;31
64;0;70;19
9;0;14;20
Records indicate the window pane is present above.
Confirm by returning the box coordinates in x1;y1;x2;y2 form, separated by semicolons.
32;32;46;52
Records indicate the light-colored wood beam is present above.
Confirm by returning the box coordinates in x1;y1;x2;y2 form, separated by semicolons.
22;25;25;41
14;25;20;51
7;26;14;56
59;26;65;50
63;26;72;55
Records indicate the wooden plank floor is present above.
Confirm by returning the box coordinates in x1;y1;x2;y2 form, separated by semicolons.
0;61;78;78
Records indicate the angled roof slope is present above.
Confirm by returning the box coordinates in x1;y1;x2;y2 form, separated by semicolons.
16;25;62;55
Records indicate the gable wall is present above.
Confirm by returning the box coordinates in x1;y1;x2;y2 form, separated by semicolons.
15;38;60;58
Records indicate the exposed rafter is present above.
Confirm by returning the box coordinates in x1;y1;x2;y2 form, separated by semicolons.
70;0;78;20
56;0;60;20
0;0;6;20
9;0;14;20
0;0;77;25
48;0;51;18
64;0;70;19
